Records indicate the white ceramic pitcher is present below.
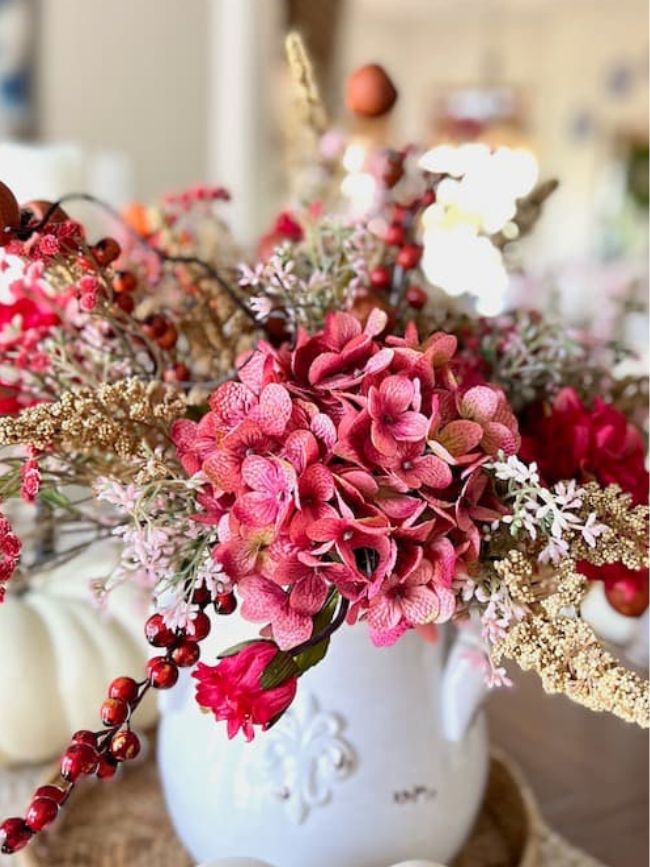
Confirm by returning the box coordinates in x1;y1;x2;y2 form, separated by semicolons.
158;616;489;867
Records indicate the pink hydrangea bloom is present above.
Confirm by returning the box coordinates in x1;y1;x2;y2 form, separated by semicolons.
175;309;521;652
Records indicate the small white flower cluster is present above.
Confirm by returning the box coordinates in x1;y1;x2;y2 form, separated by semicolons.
488;454;608;564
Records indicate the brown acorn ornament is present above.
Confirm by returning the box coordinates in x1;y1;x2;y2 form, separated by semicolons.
345;64;398;118
20;199;69;225
0;181;20;246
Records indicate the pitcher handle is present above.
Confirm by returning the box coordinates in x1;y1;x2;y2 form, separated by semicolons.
440;621;488;742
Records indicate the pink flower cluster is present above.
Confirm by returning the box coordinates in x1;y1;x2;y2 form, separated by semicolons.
19;448;41;504
0;514;21;601
193;642;297;741
173;310;520;649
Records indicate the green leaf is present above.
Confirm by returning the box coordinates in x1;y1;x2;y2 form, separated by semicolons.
38;488;71;509
260;651;299;690
295;637;330;675
293;592;338;676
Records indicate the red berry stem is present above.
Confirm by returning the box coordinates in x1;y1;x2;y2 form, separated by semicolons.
0;589;233;856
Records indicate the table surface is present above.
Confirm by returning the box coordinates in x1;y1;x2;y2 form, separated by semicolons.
487;668;649;867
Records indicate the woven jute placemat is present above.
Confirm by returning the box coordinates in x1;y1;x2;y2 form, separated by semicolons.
13;749;604;867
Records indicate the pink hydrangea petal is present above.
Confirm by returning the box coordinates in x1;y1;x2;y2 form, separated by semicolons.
364;347;394;375
323;311;362;349
460;386;499;423
437;420;484;457
367;594;402;632
370;420;398;456
283;430;320;473
402;585;440;625
257;383;292;437
481;422;520;456
368;620;409;647
376;491;422;520
209;381;256;425
170;419;197;450
235;348;269;393
363;307;388;337
430;537;456;588
273;608;313;650
432;587;456;623
415;455;453;488
336;469;379;498
233;491;278;527
301;464;335;502
289;573;328;615
311;412;337;449
380;375;415;415
404;559;434;586
307;351;343;386
203;450;242;492
391;412;429;442
426;332;458;366
239;575;285;621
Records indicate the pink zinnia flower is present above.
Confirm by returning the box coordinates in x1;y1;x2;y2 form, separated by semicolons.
193;641;297;740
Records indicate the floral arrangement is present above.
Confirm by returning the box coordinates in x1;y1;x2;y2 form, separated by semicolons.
0;181;260;590
0;59;647;856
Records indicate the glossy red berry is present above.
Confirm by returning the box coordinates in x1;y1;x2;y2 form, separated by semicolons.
109;730;141;762
100;697;129;727
396;244;422;270
0;818;32;854
215;591;237;615
156;323;178;350
163;362;190;383
382;155;404;189
97;753;120;779
186;611;211;641
144;613;177;648
370;266;391;290
115;292;135;314
34;785;66;806
112;270;137;294
72;729;98;748
108;676;139;705
171;639;201;668
191;584;212;607
60;743;98;781
384;223;405;246
141;313;168;340
605;581;649;617
26;797;58;832
147;656;179;689
405;285;427;310
92;237;121;266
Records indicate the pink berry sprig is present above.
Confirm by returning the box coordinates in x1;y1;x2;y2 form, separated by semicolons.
0;588;237;855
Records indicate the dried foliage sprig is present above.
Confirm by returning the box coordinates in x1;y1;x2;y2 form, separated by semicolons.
285;31;328;138
0;379;185;460
489;484;650;728
492;552;649;727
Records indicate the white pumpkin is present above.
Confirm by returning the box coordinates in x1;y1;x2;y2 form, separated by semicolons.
0;538;156;766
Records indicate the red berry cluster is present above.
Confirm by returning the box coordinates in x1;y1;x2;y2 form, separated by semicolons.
366;174;436;312
0;588;237;855
141;313;178;351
